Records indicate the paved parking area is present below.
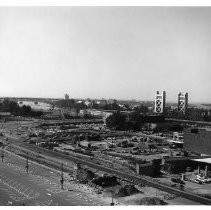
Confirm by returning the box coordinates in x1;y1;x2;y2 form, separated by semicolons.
0;150;109;206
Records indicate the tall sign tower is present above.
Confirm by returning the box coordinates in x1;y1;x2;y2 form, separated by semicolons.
178;92;188;114
154;91;166;114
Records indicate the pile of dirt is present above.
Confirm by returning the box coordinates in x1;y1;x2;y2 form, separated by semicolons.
75;168;96;184
114;186;127;197
92;175;119;187
114;185;140;197
134;197;167;205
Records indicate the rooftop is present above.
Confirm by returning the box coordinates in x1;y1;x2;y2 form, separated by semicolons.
191;158;211;164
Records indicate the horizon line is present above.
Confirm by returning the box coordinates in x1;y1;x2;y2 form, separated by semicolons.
0;96;210;105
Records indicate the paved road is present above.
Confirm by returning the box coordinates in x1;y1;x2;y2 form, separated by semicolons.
0;154;107;206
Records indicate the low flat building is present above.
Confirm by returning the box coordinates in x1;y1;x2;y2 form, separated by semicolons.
192;158;211;166
79;140;108;150
0;112;11;117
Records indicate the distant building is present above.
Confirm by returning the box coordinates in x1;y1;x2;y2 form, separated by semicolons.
108;99;117;104
184;128;211;155
69;108;79;117
79;140;108;150
76;100;83;104
65;94;69;100
0;112;12;118
154;91;166;114
79;109;88;116
85;99;92;107
98;100;107;107
178;92;188;114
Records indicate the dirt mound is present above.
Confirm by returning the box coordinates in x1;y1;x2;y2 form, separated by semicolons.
75;168;96;184
134;197;167;205
114;185;140;197
92;176;119;187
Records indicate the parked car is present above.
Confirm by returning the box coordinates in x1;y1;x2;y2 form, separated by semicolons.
196;177;211;184
190;179;203;184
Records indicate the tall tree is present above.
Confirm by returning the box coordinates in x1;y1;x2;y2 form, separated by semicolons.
106;111;126;130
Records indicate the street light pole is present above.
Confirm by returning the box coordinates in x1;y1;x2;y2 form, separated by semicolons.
111;191;114;206
26;152;29;174
110;180;114;206
60;163;64;190
1;147;4;162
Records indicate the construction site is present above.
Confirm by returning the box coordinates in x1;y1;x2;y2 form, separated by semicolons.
1;101;211;206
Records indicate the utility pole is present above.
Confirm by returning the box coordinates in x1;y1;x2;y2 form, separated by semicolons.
110;190;114;206
25;152;29;174
60;163;64;190
1;147;4;162
110;179;114;206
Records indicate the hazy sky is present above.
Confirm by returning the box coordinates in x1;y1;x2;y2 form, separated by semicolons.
0;7;211;103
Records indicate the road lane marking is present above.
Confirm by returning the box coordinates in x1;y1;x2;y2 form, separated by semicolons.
5;178;11;182
11;181;18;188
16;183;21;189
48;200;53;205
22;187;29;194
7;179;14;185
26;190;34;197
24;188;32;196
18;185;26;193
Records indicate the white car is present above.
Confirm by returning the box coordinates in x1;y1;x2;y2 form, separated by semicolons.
198;178;211;184
194;179;203;184
196;175;211;183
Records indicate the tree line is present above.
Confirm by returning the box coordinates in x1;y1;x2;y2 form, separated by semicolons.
105;110;164;131
0;99;43;117
55;99;151;113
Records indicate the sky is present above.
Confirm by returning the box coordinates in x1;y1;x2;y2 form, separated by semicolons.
0;6;211;103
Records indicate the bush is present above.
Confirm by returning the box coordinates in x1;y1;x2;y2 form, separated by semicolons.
114;185;140;197
114;187;127;197
134;197;167;205
76;168;96;184
92;176;119;187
